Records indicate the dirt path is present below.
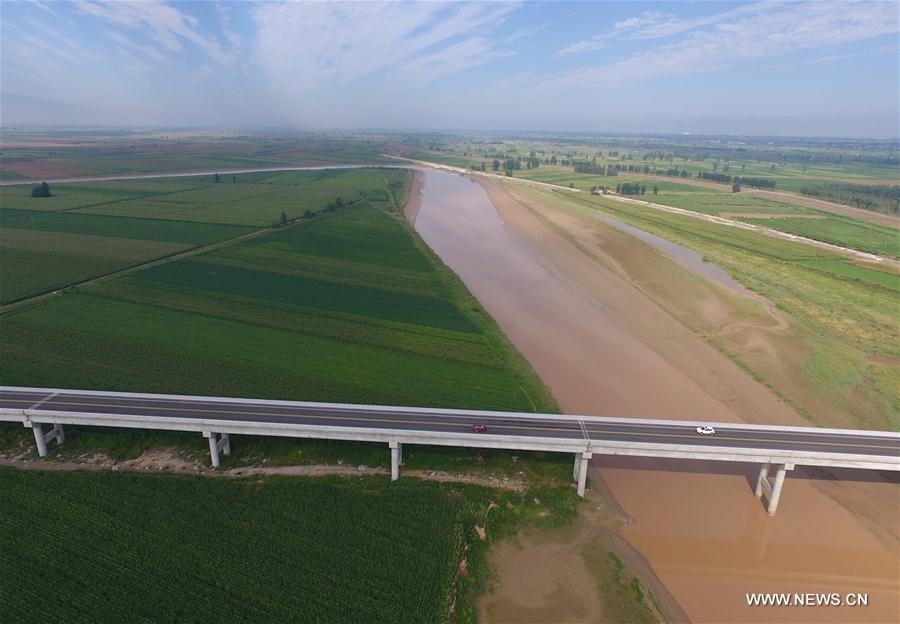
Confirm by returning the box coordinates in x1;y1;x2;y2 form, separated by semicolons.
0;163;375;186
0;449;528;490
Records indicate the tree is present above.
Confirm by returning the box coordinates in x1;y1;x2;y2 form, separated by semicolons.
652;185;659;195
335;197;344;207
640;185;646;195
31;181;51;198
492;159;500;171
732;182;741;193
280;211;288;226
232;176;237;183
615;183;621;193
304;210;314;219
214;172;221;183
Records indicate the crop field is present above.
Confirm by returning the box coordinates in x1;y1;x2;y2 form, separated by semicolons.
553;190;898;431
0;168;410;303
0;467;577;624
0;178;553;411
737;215;899;258
0;132;392;179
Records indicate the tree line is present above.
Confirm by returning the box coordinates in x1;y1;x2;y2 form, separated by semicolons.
800;183;899;215
697;172;776;189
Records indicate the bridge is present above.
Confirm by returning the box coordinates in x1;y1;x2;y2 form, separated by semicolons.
2;386;897;516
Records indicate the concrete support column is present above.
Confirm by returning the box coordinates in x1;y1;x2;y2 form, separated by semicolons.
754;462;794;516
32;424;48;457
767;465;789;516
30;423;65;457
576;452;592;498
754;463;770;498
202;432;232;468
573;453;580;482
204;432;220;468
389;441;401;481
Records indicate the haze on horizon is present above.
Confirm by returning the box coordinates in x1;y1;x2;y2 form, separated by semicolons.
2;0;899;138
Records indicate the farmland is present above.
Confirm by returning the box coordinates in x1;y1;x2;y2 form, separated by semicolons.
0;168;554;413
0;466;579;624
0;168;411;303
0;130;392;179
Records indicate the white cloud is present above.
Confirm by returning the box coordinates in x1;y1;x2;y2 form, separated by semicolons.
73;0;237;66
106;29;170;65
21;15;105;63
253;1;517;89
550;1;899;85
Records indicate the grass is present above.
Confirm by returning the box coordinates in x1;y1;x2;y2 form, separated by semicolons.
0;466;580;624
554;191;898;431
649;191;808;215
584;549;656;624
736;215;900;258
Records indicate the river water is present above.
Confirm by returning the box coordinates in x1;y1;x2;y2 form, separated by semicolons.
413;169;900;623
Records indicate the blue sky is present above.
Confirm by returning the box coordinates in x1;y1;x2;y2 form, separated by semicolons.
2;1;898;136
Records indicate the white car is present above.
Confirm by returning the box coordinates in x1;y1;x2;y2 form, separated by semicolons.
695;426;716;435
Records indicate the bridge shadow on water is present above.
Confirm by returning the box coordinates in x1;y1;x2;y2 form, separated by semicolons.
590;454;900;494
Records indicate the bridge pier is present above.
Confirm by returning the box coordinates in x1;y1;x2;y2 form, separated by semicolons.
755;462;794;516
575;452;592;497
29;423;65;457
203;432;231;468
389;441;402;481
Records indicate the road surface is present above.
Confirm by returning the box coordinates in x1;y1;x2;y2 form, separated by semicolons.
2;388;897;458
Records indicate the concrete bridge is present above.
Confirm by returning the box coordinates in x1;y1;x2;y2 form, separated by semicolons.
2;386;897;516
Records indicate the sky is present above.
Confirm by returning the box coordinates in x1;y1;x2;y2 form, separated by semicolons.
1;0;899;137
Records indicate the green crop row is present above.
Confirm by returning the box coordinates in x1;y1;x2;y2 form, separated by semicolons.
0;468;467;623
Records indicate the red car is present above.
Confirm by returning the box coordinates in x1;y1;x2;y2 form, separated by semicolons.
472;424;487;433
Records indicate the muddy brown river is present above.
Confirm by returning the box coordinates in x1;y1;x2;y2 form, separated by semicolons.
413;169;900;623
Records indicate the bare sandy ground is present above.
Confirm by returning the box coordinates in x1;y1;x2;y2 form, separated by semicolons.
426;176;900;623
0;449;528;490
403;170;424;225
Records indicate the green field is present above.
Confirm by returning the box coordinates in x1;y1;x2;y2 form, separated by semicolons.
0;467;579;624
549;190;898;431
0;173;554;412
0;169;410;303
0;132;392;179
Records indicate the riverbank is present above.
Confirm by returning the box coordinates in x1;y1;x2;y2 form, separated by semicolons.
409;169;898;623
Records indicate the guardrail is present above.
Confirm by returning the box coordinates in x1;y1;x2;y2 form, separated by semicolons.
2;386;897;515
